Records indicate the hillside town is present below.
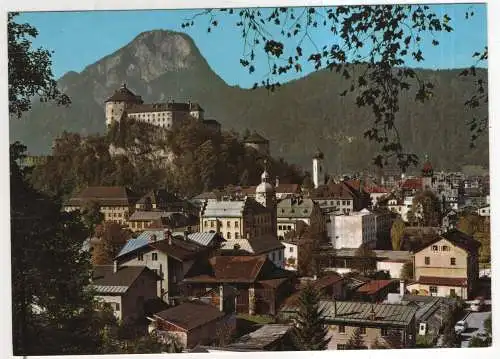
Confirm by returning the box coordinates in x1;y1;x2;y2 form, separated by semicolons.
23;84;489;352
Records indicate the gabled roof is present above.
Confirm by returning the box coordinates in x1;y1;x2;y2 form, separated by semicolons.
355;279;396;295
282;274;344;306
128;211;176;221
172;232;221;247
154;300;225;331
277;197;317;218
202;197;268;217
310;182;356;200
414;229;480;254
90;265;158;294
220;235;284;255
224;324;293;350
416;276;468;287
105;84;143;103
243;132;269;144
183;255;270;283
275;184;301;194
66;186;137;207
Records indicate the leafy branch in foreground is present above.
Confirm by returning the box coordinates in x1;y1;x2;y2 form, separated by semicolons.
181;5;459;171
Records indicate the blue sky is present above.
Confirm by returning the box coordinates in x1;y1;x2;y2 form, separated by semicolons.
17;4;487;88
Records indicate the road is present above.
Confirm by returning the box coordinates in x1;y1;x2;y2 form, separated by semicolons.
460;310;491;348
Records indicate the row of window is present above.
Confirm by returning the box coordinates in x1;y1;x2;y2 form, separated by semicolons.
319;200;352;206
226;232;241;239
137;252;158;261
429;286;457;296
337;325;394;337
278;225;293;231
424;256;456;265
204;220;240;228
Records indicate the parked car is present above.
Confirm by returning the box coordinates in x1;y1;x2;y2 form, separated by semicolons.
454;320;468;334
470;297;484;312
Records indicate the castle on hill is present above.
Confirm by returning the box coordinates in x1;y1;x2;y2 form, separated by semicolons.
104;84;221;132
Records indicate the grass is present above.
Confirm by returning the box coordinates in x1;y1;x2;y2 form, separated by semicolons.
236;314;275;324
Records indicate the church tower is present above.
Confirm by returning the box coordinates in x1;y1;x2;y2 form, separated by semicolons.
255;161;277;235
421;154;434;191
312;149;325;189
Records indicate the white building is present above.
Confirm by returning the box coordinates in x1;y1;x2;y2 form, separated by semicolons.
327;209;376;249
220;234;285;268
312;149;326;189
282;240;299;271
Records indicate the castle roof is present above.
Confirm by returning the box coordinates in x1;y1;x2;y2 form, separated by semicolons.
105;84;143;103
243;132;269;144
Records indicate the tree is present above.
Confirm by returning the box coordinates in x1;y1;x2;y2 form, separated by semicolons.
484;315;492;336
371;336;388;349
440;310;458;348
468;335;490;347
81;200;104;236
290;282;330;350
8;13;71;118
345;327;366;349
92;222;129;265
181;5;487;171
352;244;377;275
399;261;413;281
412;190;442;227
390;218;405;250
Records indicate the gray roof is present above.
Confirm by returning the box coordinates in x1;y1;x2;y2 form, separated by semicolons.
172;232;220;247
277;197;317;219
116;231;161;258
225;324;293;350
373;250;411;262
128;211;176;221
280;300;417;327
90;265;157;294
202;198;267;217
221;235;284;254
91;285;129;294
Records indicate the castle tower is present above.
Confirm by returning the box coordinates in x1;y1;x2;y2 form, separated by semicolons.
255;161;277;235
312;149;325;189
104;83;143;127
421;154;434;190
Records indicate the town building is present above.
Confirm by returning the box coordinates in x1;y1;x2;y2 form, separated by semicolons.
279;300;417;349
90;265;160;324
352;279;399;303
115;230;209;302
407;229;481;299
242;132;270;155
312;149;326;189
182;255;295;316
276;197;324;240
148;299;236;349
105;84;205;129
327;209;377;249
219;234;285;268
64;186;138;225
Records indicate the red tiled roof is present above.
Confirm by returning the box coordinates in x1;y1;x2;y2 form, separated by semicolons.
356;279;396;295
400;178;423;190
365;185;390;194
311;182;355;200
417;276;467;287
282;274;344;306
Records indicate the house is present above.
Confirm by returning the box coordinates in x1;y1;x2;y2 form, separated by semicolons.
311;181;358;215
243;132;270;155
279;300;417;349
315;248;378;276
407;229;481;299
400;177;423;197
219;234;285;268
127;210;175;232
276;197;324;240
64;186;138;225
199;197;274;240
225;324;296;351
148;300;235;349
352;279;399;303
477;205;490;217
274;181;302;200
282;273;346;306
171;231;224;249
182;255;295;316
115;230;209;301
374;250;412;278
327;209;377;249
135;189;187;212
365;185;391;207
90;264;160;324
282;238;299;271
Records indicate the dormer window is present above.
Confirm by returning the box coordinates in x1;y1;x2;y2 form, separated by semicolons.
432;245;438;251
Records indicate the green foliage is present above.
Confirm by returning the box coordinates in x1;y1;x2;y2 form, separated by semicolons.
400;261;414;281
458;214;490;263
8;13;70;118
412;190;442;226
352;245;377;275
291;282;330;350
345;327;366;349
484;315;492;335
468;335;490;347
391;218;405;250
80;200;104;236
91;222;129;265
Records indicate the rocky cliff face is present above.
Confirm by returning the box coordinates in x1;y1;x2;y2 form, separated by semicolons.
10;29;489;173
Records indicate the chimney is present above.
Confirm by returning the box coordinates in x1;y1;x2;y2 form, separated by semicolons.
219;285;224;312
150;234;157;243
332;296;337;317
164;230;172;245
400;279;405;296
113;260;118;273
246;232;250;239
275;176;280;188
184;230;189;241
369;304;376;320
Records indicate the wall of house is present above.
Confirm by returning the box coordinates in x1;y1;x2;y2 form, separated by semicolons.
96;295;122;321
283;242;298;271
414;239;468;280
121;271;159;324
266;248;285;268
186;315;235;348
377;261;405;279
105;101;125;125
407;283;467;299
326;323;412;349
328;214;375;249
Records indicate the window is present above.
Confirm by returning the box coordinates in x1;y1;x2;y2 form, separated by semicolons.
337;201;340;205
227;232;231;239
204;221;207;228
137;253;143;261
288;225;292;230
235;232;239;239
450;289;456;296
152;253;158;261
359;327;366;335
337;344;347;350
425;257;430;265
430;286;438;294
381;328;389;336
450;257;456;265
210;221;214;228
235;221;239;227
114;302;120;311
272;252;276;261
338;325;345;333
442;245;450;251
342;201;346;205
278;225;282;230
227;221;231;228
432;245;438;251
289;247;294;253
